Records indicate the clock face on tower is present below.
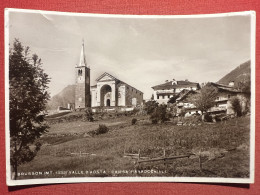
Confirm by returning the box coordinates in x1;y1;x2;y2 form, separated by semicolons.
78;76;83;82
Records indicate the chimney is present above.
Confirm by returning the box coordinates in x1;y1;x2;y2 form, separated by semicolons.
229;81;234;87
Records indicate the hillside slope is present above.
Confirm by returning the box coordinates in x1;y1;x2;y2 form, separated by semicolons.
217;60;251;85
47;85;76;110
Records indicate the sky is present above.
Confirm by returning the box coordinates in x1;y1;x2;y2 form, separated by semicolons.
8;11;252;99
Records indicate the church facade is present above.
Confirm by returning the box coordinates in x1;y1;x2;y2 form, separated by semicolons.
90;72;143;107
75;42;143;109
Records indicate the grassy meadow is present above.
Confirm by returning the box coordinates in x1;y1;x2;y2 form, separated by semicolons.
17;112;250;179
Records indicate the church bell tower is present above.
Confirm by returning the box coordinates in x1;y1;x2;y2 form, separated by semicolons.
75;40;91;109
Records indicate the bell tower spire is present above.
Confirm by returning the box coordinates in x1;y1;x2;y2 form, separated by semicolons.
78;39;88;67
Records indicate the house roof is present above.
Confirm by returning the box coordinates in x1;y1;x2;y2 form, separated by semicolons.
208;82;242;93
176;89;198;102
152;80;199;90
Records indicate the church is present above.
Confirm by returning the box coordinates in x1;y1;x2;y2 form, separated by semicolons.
75;41;143;109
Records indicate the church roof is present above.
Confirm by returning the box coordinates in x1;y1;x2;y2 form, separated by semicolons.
152;80;200;90
94;72;143;94
96;72;119;82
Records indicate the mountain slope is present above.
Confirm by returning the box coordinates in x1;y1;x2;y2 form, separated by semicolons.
47;85;76;110
217;60;251;85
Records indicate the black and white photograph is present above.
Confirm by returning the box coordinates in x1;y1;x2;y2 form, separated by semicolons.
5;9;255;186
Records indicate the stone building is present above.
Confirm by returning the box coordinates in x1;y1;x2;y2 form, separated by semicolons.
91;72;143;107
152;79;200;104
75;41;143;109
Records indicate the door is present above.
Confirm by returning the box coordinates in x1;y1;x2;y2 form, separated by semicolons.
106;99;111;107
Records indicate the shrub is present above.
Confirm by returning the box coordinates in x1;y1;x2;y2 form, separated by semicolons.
151;119;158;124
150;104;168;124
132;118;137;125
204;113;213;122
89;124;109;136
144;100;159;115
84;108;94;122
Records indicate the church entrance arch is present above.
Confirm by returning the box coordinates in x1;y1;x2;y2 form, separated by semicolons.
100;84;112;107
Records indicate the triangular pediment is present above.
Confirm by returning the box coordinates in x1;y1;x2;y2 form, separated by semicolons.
96;72;118;82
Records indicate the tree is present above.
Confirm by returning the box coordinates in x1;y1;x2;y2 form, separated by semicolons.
9;39;50;179
231;97;242;117
150;94;154;100
144;100;159;115
188;85;218;115
236;76;251;96
167;94;179;104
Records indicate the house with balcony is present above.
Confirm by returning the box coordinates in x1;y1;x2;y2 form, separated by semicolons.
207;82;248;115
151;79;200;105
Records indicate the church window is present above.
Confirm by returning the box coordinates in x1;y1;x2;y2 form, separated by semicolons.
78;69;83;76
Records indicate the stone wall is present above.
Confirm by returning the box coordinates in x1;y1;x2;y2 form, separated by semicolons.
125;84;143;106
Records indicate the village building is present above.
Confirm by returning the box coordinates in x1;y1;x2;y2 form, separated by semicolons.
75;41;143;109
207;82;248;115
151;79;200;105
174;90;202;117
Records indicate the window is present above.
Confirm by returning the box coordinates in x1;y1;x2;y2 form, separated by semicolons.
216;97;219;100
162;95;165;99
168;95;170;98
78;69;82;76
157;95;159;99
228;95;231;99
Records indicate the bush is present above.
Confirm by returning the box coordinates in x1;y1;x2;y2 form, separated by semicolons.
150;104;168;124
204;113;213;122
84;108;94;122
89;124;109;136
151;119;158;124
144;100;159;115
132;118;137;125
